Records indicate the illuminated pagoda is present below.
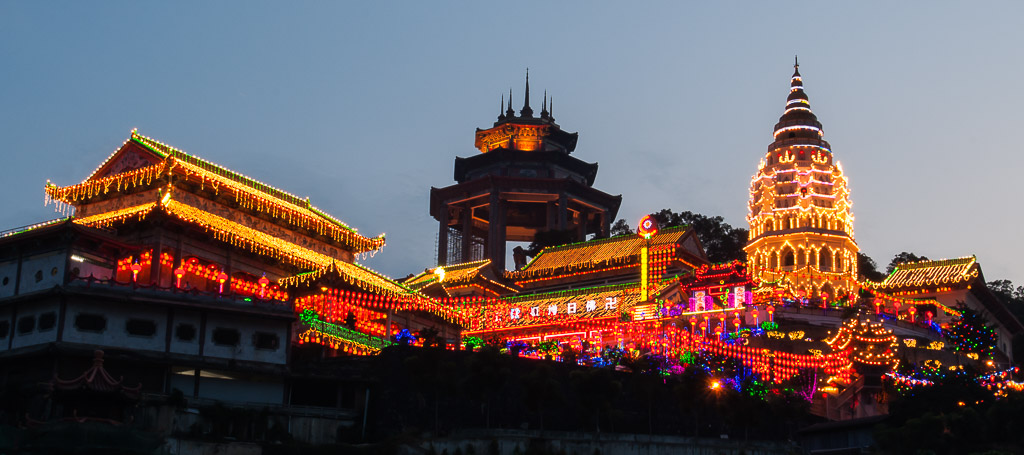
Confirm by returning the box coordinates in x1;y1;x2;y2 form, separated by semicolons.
1;130;462;431
430;72;622;272
745;58;859;299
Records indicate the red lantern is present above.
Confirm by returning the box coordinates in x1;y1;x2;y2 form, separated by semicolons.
174;266;185;288
258;273;270;299
130;261;143;282
217;271;228;294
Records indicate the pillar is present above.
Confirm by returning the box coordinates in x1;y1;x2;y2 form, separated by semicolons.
488;191;506;271
461;203;473;263
437;204;449;266
557;193;568;230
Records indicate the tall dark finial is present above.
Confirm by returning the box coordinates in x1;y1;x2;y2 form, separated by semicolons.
521;68;534;117
549;96;553;118
540;90;549;118
506;88;515;117
498;93;506;121
793;55;801;77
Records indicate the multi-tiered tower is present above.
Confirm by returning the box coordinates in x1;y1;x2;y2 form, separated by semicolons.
744;60;859;300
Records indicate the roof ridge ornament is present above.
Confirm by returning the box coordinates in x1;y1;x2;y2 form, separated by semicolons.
506;88;515;118
520;68;533;118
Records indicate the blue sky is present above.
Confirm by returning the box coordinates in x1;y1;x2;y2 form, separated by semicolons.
2;2;1022;285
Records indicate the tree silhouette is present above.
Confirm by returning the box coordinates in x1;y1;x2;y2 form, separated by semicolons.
886;251;929;274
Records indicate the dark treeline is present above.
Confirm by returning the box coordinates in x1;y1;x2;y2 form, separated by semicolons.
366;345;817;442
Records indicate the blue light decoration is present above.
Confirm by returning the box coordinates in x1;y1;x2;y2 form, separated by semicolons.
394;329;417;345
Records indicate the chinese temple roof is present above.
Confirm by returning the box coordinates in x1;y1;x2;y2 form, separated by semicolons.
51;350;142;399
274;258;422;298
878;256;980;290
404;260;518;298
506;226;705;283
46;130;385;254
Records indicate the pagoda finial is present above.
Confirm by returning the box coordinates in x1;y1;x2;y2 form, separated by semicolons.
540;90;549;118
793;55;801;77
521;68;534;117
506;88;515;117
549;96;553;118
498;93;506;121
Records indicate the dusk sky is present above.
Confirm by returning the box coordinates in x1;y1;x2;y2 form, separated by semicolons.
2;2;1022;286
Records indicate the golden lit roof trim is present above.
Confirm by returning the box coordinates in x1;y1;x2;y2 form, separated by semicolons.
278;261;419;297
73;202;158;228
48;131;385;254
159;199;403;295
879;256;979;289
405;259;492;286
46;163;166;203
509;227;692;280
170;158;384;253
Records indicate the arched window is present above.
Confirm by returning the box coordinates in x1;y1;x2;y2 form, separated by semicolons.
770;253;779;269
819;248;832;271
797;248;806;267
783;248;795;267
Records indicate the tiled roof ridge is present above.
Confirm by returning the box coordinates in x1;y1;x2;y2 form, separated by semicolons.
893;256;976;271
501;282;638;304
129;131;369;237
540;225;690;254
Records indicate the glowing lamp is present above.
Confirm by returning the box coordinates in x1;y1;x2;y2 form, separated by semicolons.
258;273;270;298
908;306;917;323
130;261;142;282
767;305;775;322
217;271;228;294
637;215;659;239
174;266;185;288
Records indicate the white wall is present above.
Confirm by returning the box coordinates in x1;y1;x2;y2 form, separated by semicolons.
0;260;17;298
18;252;65;294
203;314;287;365
61;301;167;353
8;301;60;350
169;310;202;356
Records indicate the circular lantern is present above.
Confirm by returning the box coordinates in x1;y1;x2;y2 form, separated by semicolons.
637;215;659;239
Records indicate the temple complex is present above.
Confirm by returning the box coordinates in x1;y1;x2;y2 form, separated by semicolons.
744;58;859;299
0;63;1022;447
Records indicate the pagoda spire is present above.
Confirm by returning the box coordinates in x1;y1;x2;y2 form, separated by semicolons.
793;55;800;77
506;88;515;118
498;93;506;121
540;90;549;119
521;68;534;117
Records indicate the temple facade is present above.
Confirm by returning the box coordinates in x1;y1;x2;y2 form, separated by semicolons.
744;60;859;300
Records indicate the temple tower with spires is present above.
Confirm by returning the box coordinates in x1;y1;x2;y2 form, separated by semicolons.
744;59;859;300
430;72;622;272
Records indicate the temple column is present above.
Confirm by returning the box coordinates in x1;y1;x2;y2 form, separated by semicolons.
600;210;610;238
437;204;449;266
557;193;568;230
488;191;506;271
576;207;587;241
546;200;557;231
461;203;473;263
